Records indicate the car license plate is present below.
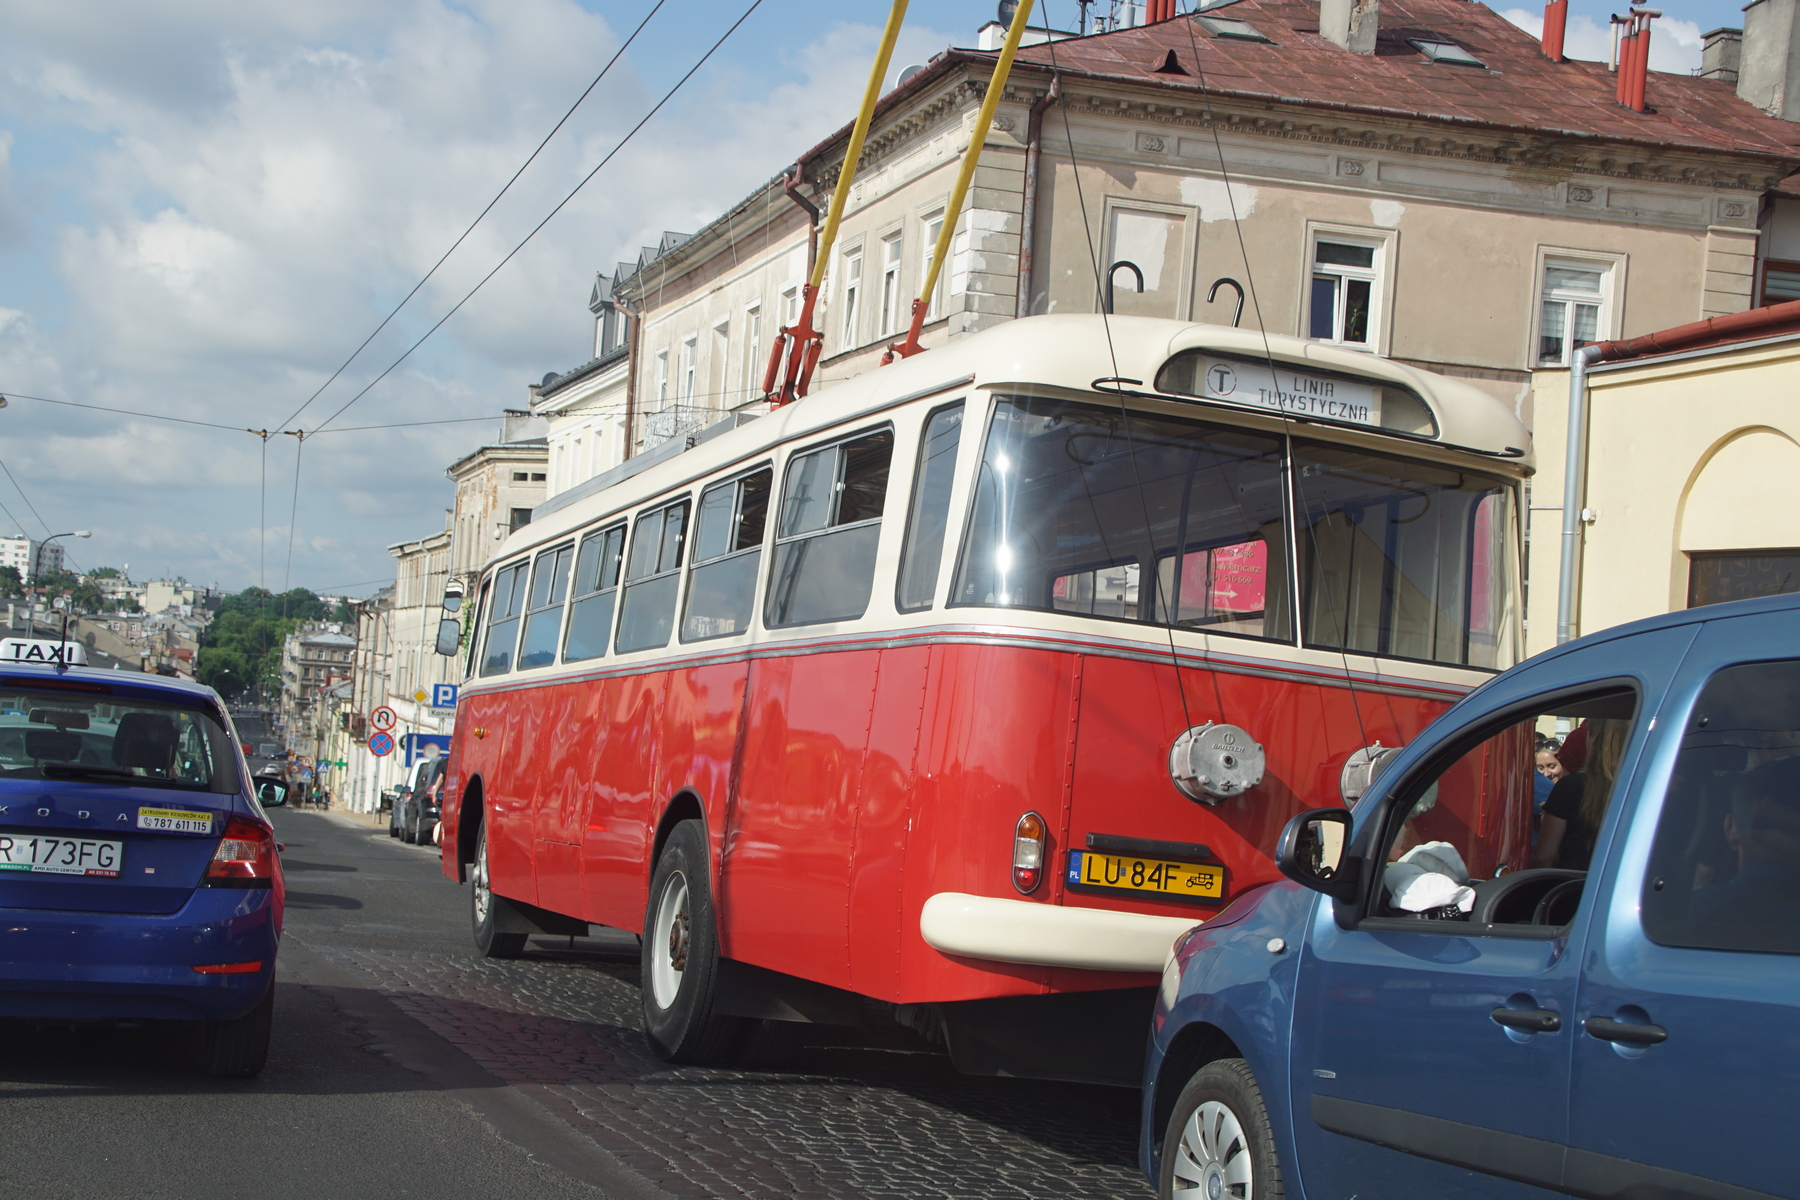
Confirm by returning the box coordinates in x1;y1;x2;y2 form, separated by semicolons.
1067;850;1222;901
0;834;123;877
138;806;212;834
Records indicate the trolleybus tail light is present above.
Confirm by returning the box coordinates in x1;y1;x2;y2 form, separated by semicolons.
1013;811;1047;893
202;816;276;886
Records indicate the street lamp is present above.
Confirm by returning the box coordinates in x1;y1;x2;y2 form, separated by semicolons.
37;530;91;578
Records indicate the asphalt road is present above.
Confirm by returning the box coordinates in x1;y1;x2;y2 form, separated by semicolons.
0;809;1153;1200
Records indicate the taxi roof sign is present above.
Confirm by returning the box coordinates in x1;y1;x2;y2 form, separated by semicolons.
0;638;88;666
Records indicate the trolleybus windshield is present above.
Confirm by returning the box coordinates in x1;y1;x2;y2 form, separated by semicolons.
952;394;1515;669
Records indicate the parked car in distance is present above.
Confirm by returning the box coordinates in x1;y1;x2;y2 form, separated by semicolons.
0;653;287;1077
389;758;439;843
405;758;446;847
1142;591;1800;1200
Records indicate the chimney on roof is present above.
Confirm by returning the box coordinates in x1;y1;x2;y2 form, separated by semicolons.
1737;0;1800;117
1701;28;1742;82
1320;0;1380;53
1541;0;1568;60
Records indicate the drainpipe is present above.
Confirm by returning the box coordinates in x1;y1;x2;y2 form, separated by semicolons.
1016;74;1062;320
1556;344;1605;645
784;163;822;283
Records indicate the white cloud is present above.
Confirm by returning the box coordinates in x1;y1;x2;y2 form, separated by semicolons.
1500;8;1703;73
0;1;953;590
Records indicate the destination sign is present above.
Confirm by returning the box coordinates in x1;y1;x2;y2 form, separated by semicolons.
1194;356;1381;427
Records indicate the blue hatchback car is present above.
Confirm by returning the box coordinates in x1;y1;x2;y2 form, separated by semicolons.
0;655;287;1077
1143;592;1800;1200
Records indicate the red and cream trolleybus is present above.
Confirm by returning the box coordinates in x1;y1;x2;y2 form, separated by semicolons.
435;312;1534;1083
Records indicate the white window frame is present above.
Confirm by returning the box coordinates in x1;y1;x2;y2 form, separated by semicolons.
711;319;730;411
1529;247;1626;369
879;229;903;337
742;301;762;405
679;336;697;405
840;244;863;350
920;207;946;320
654;350;669;413
1300;223;1397;354
781;285;799;328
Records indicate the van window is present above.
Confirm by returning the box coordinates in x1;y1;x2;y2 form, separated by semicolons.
564;524;626;663
478;561;528;676
1364;689;1636;931
517;543;573;669
766;429;893;628
1643;660;1800;955
897;403;964;612
616;500;689;653
683;468;771;641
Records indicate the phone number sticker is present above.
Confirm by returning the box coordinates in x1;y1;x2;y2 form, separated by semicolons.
137;807;212;834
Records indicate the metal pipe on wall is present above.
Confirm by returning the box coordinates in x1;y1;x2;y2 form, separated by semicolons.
1557;344;1605;644
1016;74;1062;320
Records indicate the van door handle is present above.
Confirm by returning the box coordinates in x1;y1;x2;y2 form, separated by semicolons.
1491;1007;1561;1033
1585;1016;1668;1045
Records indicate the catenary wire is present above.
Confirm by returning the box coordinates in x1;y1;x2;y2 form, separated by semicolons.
308;0;768;437
272;0;669;432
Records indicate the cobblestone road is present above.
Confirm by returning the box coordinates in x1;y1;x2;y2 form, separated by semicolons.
288;812;1155;1200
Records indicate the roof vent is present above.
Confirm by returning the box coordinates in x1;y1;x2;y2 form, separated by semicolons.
1198;14;1272;41
1154;49;1191;73
1411;38;1485;66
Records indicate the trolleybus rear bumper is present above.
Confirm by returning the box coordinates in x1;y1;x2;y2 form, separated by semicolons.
920;892;1201;973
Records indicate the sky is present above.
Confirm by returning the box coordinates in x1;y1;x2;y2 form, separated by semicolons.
0;0;1739;596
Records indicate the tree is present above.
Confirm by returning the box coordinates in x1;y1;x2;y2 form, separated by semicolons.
0;566;20;598
196;646;251;700
88;566;122;579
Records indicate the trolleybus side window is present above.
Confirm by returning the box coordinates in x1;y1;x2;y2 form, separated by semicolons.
766;427;894;629
563;523;626;663
517;542;574;669
479;561;529;676
616;500;690;653
683;467;772;642
951;395;1289;640
1291;440;1514;668
897;402;964;612
463;578;491;679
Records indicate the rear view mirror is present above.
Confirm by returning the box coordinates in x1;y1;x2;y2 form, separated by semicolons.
441;581;465;615
1277;807;1360;902
253;776;289;807
434;618;462;657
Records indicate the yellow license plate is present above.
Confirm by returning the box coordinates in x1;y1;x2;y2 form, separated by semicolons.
1067;850;1223;900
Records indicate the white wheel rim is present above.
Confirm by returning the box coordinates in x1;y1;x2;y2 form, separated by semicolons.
649;871;690;1009
473;831;491;925
1172;1099;1254;1200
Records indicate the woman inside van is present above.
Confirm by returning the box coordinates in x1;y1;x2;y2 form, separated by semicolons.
1533;718;1630;871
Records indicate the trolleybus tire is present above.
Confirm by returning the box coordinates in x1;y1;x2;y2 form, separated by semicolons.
471;823;528;960
1158;1058;1285;1200
201;983;274;1079
641;819;739;1064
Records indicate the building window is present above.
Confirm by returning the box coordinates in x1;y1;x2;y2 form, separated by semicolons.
711;321;729;410
680;336;697;404
512;471;528;482
879;231;903;336
531;473;545;482
510;508;532;533
841;248;862;348
782;286;799;327
1536;261;1609;366
743;304;762;404
1687;550;1800;608
654;351;669;412
1308;238;1381;346
1761;259;1800;307
921;210;945;319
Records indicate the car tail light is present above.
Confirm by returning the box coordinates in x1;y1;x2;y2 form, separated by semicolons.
202;815;276;887
192;960;263;974
1013;810;1047;894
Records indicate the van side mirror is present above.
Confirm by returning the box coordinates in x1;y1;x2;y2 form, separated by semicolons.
433;618;462;657
1277;808;1360;903
253;776;290;807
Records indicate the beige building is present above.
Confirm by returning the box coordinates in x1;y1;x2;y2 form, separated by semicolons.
530;272;632;492
606;0;1800;459
1525;300;1800;656
447;431;549;586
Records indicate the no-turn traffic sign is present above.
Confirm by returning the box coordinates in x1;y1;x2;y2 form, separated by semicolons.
369;732;396;757
369;706;398;733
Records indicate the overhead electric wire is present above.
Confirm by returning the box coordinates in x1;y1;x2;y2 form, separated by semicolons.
1;390;252;433
272;0;670;433
308;0;768;436
0;454;78;574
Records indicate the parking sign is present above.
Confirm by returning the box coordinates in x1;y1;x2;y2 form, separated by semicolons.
431;683;458;709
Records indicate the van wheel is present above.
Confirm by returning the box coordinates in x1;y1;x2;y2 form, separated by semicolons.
471;824;527;960
1160;1058;1284;1200
641;820;738;1063
202;984;273;1079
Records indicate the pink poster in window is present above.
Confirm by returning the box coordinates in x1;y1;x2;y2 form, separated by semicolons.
1210;540;1267;613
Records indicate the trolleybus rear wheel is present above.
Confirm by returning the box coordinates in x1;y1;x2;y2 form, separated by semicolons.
641;819;738;1063
471;823;528;960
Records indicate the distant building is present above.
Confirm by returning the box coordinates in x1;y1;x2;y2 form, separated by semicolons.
529;271;633;495
0;535;58;582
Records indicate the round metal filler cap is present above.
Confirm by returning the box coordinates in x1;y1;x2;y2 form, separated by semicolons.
1169;722;1265;803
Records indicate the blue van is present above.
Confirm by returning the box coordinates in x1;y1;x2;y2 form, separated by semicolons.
1142;592;1800;1200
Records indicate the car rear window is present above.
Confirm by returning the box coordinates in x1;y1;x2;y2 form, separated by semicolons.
0;689;241;795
